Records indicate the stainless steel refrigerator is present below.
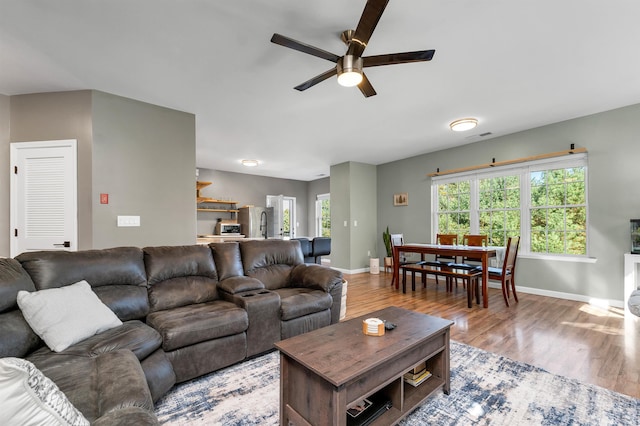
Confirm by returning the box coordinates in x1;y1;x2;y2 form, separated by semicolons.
238;206;277;239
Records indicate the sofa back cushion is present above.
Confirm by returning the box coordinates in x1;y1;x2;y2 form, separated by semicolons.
0;258;41;358
210;242;243;280
0;258;36;313
16;247;149;321
144;245;218;312
240;240;304;290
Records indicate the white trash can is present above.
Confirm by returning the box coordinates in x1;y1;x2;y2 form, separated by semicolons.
369;258;380;274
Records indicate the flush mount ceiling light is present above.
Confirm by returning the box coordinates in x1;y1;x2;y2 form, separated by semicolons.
241;159;259;167
336;55;363;87
449;118;478;132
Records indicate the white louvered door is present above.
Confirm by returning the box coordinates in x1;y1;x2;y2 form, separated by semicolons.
10;140;78;256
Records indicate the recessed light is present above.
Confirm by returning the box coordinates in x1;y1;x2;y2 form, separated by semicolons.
241;159;259;167
450;118;478;132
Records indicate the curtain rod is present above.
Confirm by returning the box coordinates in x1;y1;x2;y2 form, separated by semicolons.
426;147;587;177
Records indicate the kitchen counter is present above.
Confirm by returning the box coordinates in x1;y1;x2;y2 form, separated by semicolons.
196;234;246;244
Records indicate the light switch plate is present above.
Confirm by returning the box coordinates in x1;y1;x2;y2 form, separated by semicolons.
117;215;140;227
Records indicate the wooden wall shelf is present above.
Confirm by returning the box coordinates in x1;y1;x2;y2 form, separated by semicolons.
197;208;240;213
195;181;238;218
427;147;587;178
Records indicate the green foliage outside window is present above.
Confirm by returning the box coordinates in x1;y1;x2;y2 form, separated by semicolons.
435;163;587;256
479;175;520;246
283;208;290;237
321;199;331;237
437;181;471;242
530;167;586;255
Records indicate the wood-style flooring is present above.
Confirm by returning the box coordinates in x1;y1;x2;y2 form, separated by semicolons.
341;271;640;399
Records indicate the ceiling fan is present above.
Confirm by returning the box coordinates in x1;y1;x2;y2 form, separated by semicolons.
270;0;435;98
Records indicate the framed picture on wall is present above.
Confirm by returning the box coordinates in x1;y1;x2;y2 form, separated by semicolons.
393;193;408;206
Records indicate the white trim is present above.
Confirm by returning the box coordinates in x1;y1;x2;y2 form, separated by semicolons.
513;284;623;309
332;267;369;274
10;140;78;256
518;253;597;263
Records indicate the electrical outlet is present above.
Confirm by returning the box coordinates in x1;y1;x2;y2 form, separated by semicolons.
367;250;371;256
117;215;140;227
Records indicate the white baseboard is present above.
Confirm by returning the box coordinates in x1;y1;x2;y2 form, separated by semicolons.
489;282;624;309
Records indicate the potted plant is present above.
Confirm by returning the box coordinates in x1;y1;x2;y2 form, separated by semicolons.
382;226;393;271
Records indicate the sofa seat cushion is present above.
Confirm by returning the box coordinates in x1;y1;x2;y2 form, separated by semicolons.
27;321;162;368
146;301;248;351
273;288;333;321
33;349;155;423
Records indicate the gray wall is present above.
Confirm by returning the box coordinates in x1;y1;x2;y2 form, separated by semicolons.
330;163;350;270
330;162;377;271
195;168;309;237
4;90;196;252
377;103;640;303
0;95;9;256
9;91;94;250
91;91;196;248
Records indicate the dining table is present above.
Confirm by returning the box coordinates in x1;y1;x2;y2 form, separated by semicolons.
392;243;503;308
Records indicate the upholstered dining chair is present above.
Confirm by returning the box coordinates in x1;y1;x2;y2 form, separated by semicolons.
482;236;520;307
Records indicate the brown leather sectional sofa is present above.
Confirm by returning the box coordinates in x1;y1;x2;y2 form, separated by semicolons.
0;239;344;425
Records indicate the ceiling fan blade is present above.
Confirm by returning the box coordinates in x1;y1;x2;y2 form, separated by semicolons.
294;68;338;91
347;0;390;58
357;73;377;97
271;33;340;63
363;50;436;68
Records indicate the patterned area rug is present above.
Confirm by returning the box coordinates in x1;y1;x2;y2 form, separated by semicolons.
155;341;639;425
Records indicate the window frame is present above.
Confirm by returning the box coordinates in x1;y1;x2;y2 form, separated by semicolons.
431;153;589;259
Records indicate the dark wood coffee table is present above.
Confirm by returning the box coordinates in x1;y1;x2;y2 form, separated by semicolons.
275;306;454;426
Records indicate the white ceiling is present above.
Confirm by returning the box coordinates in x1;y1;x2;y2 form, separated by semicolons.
2;1;640;181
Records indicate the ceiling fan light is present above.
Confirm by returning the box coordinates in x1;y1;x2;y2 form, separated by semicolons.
337;55;363;87
337;71;363;87
450;118;478;132
241;159;259;167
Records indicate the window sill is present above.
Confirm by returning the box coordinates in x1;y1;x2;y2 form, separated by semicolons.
518;253;597;263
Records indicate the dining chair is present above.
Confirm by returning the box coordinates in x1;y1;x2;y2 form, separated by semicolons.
482;236;520;307
390;233;426;290
459;234;488;268
433;233;458;287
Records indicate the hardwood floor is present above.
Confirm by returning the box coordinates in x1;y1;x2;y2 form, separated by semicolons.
341;271;640;399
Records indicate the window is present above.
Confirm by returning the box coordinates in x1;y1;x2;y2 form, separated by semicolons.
432;154;588;257
436;181;470;242
530;167;586;255
479;175;521;246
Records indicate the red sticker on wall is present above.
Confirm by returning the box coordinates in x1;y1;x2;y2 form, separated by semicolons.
100;193;109;204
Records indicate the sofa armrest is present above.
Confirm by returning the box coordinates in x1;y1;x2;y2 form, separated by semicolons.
217;276;265;295
289;264;343;293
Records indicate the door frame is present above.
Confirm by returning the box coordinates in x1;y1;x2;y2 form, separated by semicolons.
10;139;78;256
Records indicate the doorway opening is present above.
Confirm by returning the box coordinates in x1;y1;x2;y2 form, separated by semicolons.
315;193;330;237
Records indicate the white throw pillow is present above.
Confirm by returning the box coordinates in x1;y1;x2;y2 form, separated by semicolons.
17;280;123;352
0;357;89;426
